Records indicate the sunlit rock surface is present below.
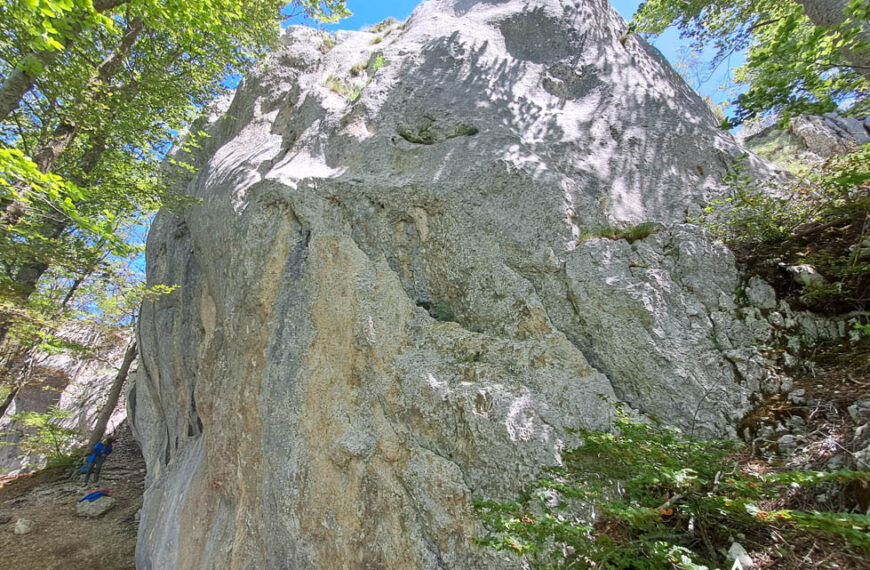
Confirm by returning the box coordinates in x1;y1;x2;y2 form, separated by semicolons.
131;0;780;567
741;112;869;163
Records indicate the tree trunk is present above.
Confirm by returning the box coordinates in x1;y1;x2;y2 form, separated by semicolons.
0;0;130;123
0;218;68;348
30;17;145;173
86;341;136;454
0;385;21;419
795;0;870;81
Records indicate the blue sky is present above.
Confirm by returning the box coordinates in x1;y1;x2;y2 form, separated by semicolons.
318;0;744;107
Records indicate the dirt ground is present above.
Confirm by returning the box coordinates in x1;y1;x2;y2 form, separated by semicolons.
0;422;144;570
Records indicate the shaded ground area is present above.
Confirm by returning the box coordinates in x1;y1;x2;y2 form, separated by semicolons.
735;343;870;568
0;422;144;569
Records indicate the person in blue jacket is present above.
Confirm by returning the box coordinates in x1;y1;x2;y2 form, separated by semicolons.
81;436;115;486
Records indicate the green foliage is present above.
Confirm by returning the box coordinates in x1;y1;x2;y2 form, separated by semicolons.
579;222;662;244
319;32;337;53
350;62;368;77
371;54;387;73
371;35;384;45
853;321;870;337
475;406;870;568
323;75;347;94
693;144;870;309
692;160;799;246
329;55;386;102
368;17;398;35
0;1;353;434
631;0;869;125
3;405;81;463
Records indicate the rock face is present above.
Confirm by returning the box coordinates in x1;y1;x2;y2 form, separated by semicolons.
741;113;869;163
131;0;781;567
0;326;130;475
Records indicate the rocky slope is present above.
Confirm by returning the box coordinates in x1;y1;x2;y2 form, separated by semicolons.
129;0;820;567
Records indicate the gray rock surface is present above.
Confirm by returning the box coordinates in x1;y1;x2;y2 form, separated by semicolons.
790;114;869;158
131;1;785;568
0;326;130;475
76;496;116;518
728;542;754;569
742;112;869;163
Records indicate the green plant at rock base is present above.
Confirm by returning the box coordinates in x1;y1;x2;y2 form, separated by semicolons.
578;222;661;244
371;35;384;45
475;405;870;569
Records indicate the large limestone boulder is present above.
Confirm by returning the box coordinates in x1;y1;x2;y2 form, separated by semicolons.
131;0;779;567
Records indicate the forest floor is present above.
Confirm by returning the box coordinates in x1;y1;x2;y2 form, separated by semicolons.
0;422;144;569
735;342;870;568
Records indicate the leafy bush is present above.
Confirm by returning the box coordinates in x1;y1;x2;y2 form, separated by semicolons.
2;405;81;464
475;405;870;569
350;55;386;79
694;144;870;311
371;54;387;73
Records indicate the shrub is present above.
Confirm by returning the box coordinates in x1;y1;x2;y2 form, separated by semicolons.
371;54;387;73
694;144;870;311
351;55;386;78
325;75;365;102
369;17;398;35
475;405;870;568
2;405;81;464
319;33;337;53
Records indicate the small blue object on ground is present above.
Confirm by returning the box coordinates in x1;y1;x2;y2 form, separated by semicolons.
78;490;107;502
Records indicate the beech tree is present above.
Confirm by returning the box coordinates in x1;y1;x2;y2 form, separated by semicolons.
0;0;349;418
631;0;869;125
0;0;349;348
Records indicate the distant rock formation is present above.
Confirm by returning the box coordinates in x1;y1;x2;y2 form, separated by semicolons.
741;113;869;163
130;0;795;567
0;326;130;475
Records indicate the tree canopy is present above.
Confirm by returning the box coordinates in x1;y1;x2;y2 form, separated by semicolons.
0;0;348;400
632;0;869;125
